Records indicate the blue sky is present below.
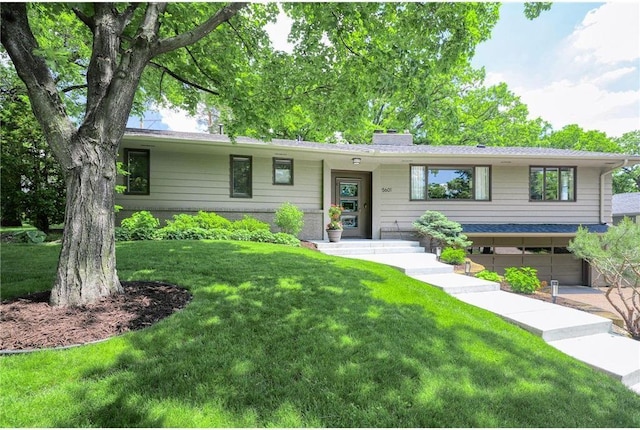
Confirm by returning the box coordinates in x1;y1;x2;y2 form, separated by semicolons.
471;1;639;138
132;2;639;139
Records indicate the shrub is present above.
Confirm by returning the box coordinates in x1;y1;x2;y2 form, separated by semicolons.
114;227;132;242
13;230;47;244
274;202;304;236
476;270;502;283
165;214;200;230
440;247;466;265
249;230;276;243
273;232;301;246
504;267;540;294
230;230;253;241
413;210;471;249
120;211;159;240
208;228;231;240
193;211;233;230
157;226;212;240
231;215;270;232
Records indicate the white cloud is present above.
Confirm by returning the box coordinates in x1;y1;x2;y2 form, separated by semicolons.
516;79;639;137
591;66;637;85
569;2;640;65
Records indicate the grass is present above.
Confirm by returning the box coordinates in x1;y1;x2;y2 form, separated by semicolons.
1;240;640;427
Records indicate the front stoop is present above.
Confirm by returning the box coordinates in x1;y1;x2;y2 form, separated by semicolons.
549;333;640;390
314;240;426;256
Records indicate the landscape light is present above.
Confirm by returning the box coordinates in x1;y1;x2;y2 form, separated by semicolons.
551;280;559;304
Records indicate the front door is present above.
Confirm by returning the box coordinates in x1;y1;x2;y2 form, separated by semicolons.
332;171;371;239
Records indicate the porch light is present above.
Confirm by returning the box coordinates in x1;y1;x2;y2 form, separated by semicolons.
464;260;471;276
551;280;559;304
435;246;442;260
352;157;361;165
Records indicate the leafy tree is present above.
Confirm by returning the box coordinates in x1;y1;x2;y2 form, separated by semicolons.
2;2;512;306
568;219;640;339
541;124;620;153
613;131;640;194
0;62;65;232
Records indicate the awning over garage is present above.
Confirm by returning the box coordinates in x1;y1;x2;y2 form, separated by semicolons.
461;224;609;235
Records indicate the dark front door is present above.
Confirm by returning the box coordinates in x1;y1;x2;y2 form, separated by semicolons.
332;171;372;239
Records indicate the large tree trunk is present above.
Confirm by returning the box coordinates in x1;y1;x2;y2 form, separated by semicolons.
49;139;122;306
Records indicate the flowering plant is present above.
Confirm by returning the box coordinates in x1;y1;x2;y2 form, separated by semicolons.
326;204;343;230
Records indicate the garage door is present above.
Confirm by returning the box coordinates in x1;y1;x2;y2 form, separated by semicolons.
469;237;584;285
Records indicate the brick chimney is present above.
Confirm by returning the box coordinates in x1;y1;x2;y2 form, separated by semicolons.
372;130;413;146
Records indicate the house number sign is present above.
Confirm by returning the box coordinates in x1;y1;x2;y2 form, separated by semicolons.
381;187;392;192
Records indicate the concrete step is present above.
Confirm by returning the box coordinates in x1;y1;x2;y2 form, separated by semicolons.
344;253;454;276
317;240;427;256
320;246;425;256
549;333;640;390
455;291;612;341
416;273;500;294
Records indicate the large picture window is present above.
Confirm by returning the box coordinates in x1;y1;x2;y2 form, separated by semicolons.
410;165;490;201
530;166;575;201
273;158;293;185
230;155;252;198
124;149;150;195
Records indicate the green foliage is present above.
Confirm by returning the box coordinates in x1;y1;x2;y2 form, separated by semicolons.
568;219;640;338
440;247;466;265
114;227;132;242
120;211;160;241
12;229;47;244
504;267;540;294
0;63;65;231
613;131;640;193
231;215;270;232
541;124;620;153
194;211;234;230
476;270;502;283
413;211;472;249
274;202;305;236
272;232;301;246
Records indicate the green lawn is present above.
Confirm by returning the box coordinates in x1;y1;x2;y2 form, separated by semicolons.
1;240;639;427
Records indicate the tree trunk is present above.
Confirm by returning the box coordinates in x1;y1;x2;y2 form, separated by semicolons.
49;140;122;306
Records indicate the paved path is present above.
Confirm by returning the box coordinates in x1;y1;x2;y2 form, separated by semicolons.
313;240;640;395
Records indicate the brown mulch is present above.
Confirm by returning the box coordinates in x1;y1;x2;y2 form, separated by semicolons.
0;281;191;352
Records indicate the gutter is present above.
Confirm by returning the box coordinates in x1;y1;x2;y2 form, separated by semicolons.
600;159;628;224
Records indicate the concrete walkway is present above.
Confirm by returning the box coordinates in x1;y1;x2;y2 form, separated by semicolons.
313;239;640;394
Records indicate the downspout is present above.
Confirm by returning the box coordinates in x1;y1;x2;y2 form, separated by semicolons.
600;159;628;224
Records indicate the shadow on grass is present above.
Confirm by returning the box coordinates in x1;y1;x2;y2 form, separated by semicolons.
57;241;640;427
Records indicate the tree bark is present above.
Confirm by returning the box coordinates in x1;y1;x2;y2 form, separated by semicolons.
50;136;122;306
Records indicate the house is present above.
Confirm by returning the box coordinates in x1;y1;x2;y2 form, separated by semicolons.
117;128;640;287
612;192;640;224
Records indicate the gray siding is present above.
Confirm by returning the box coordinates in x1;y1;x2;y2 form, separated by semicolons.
116;148;324;239
376;165;607;230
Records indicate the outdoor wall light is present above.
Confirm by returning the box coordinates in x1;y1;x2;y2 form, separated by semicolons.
352;157;362;165
464;260;471;276
551;280;559;304
435;246;442;261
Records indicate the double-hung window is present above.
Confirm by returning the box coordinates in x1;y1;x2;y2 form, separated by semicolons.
230;155;252;198
410;165;491;201
124;149;150;195
530;166;575;201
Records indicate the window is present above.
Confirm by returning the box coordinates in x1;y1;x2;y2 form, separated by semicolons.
230;155;252;198
530;166;575;201
410;165;490;201
124;149;150;195
273;158;293;185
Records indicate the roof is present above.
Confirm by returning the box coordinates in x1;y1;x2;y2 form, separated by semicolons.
612;192;640;216
124;128;640;162
461;224;609;235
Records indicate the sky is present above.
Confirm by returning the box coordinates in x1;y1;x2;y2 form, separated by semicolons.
132;1;640;140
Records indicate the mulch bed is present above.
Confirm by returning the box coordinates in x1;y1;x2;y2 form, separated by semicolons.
0;281;191;351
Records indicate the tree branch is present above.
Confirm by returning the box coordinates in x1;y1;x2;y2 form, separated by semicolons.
153;3;247;56
0;2;76;169
62;84;87;93
148;61;220;96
